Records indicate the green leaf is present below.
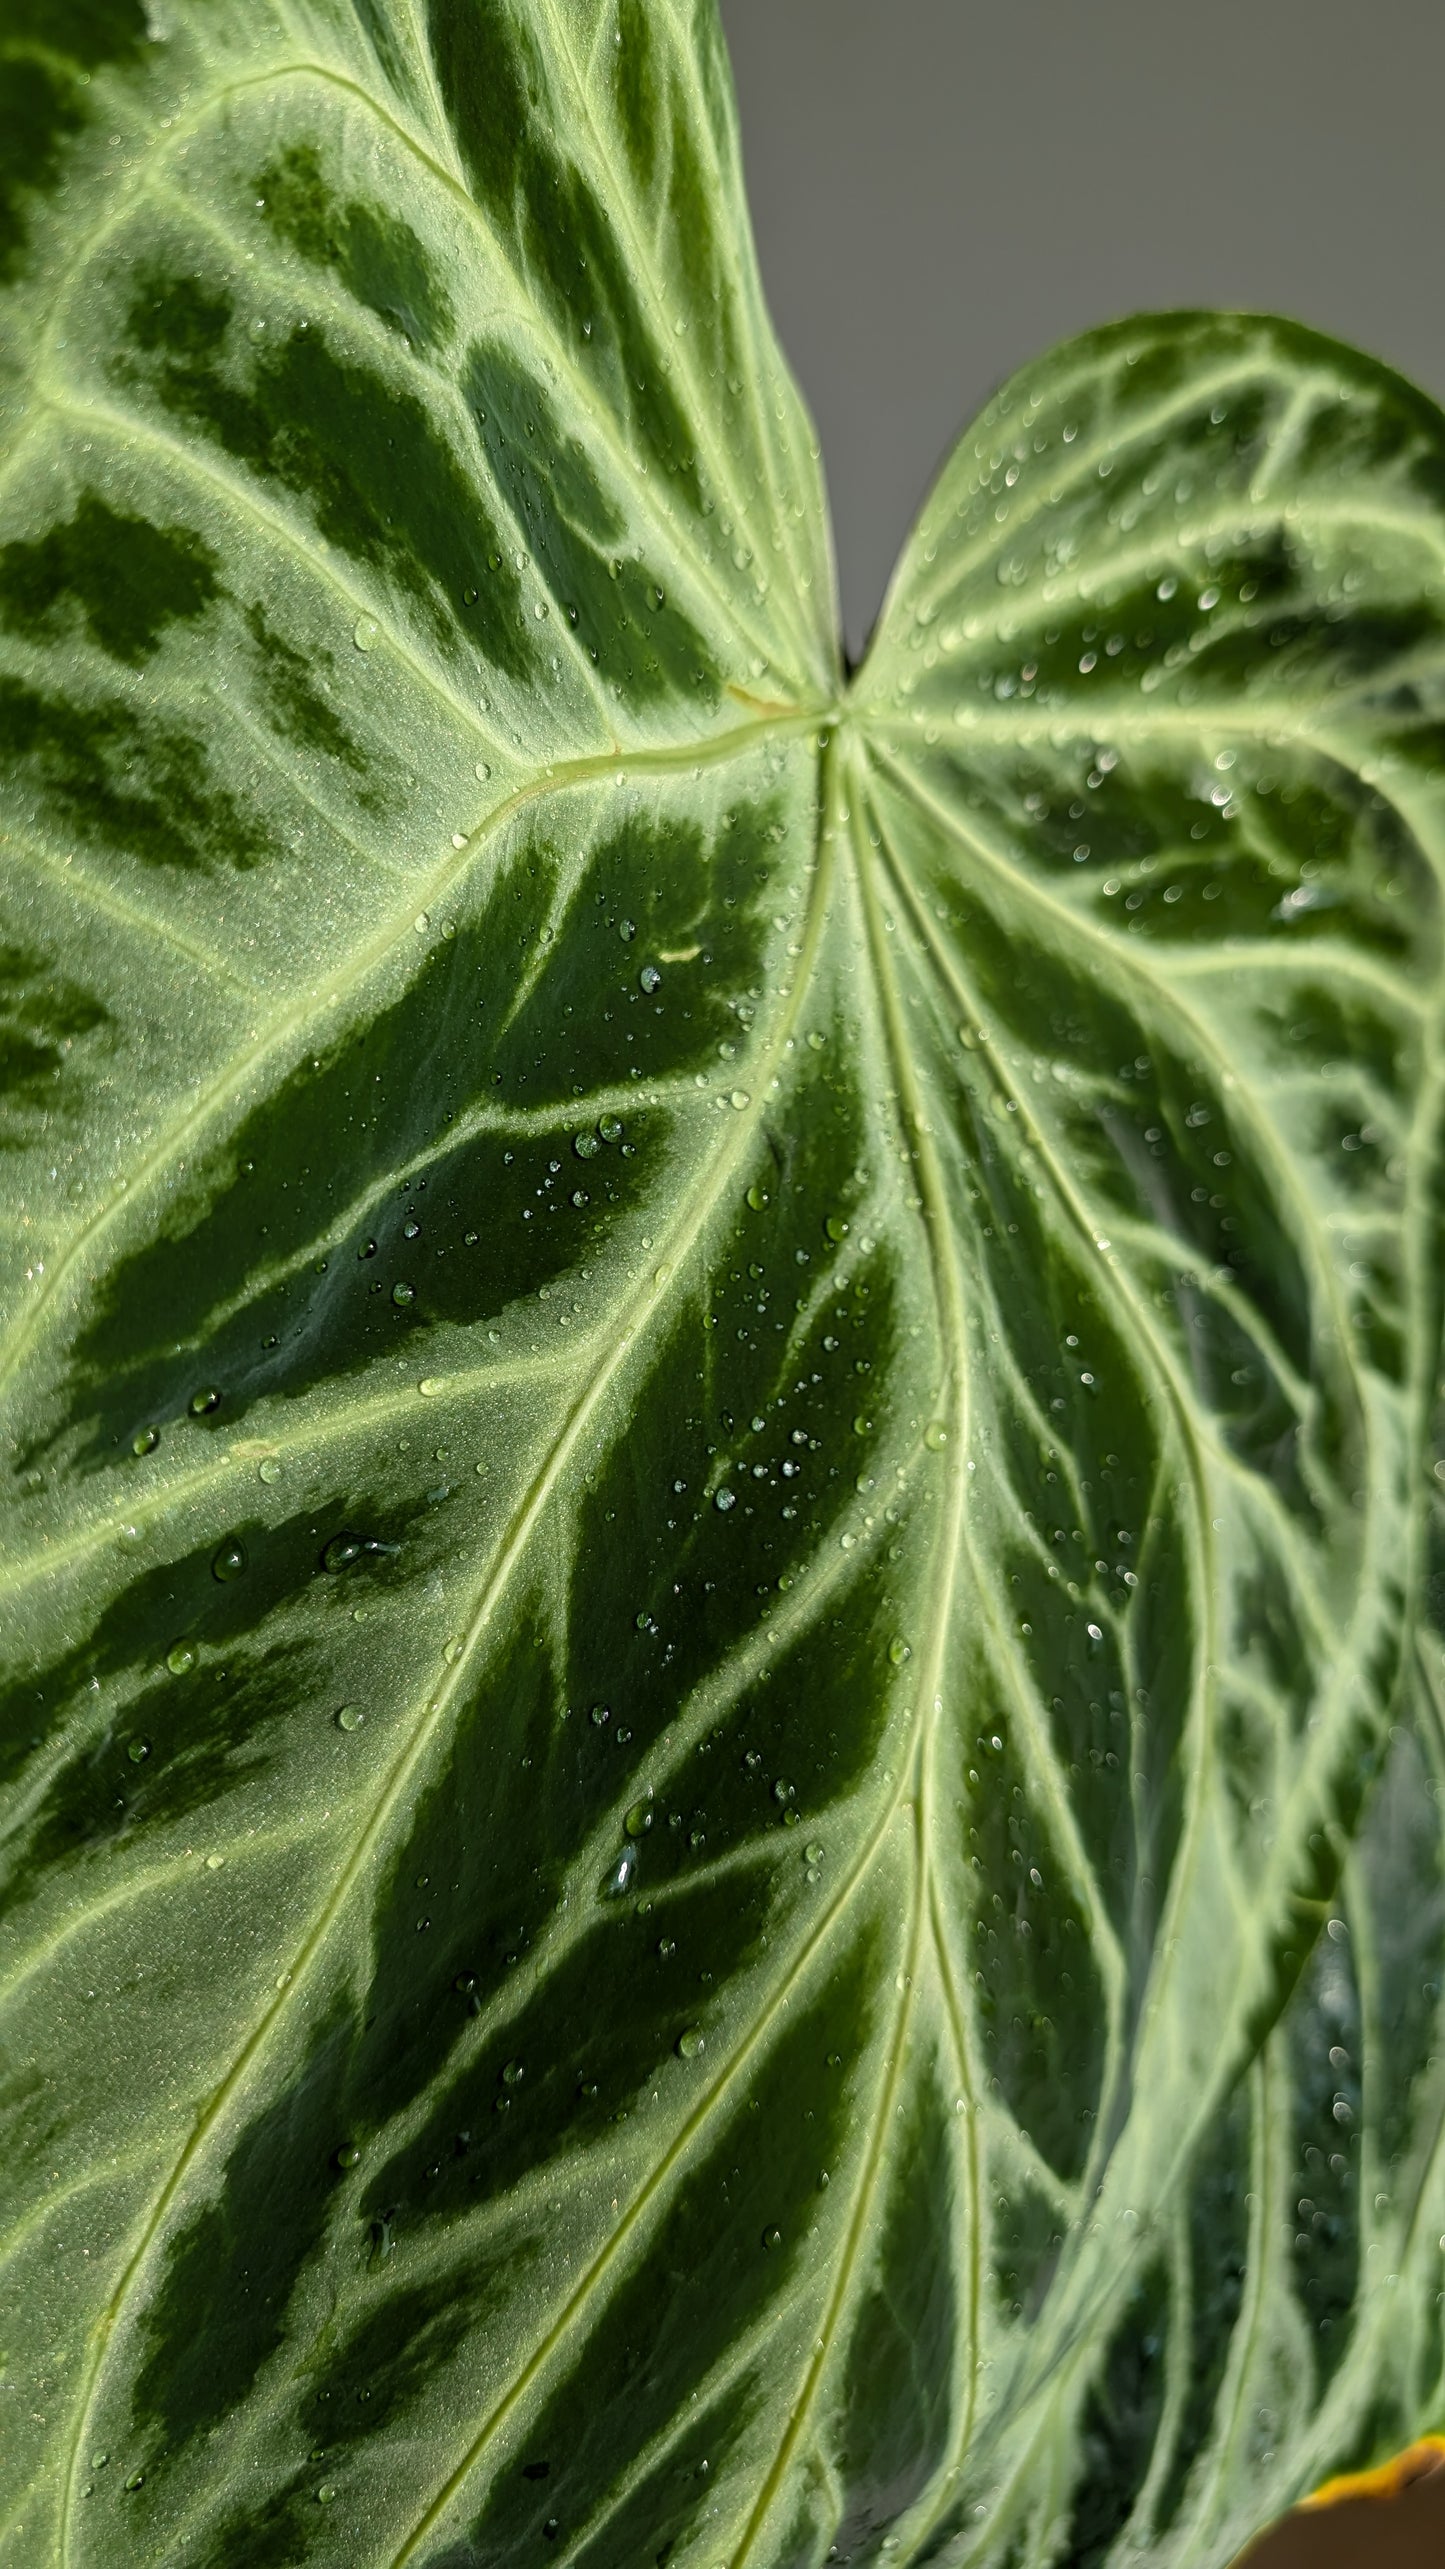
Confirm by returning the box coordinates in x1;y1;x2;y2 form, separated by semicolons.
1;8;1442;2567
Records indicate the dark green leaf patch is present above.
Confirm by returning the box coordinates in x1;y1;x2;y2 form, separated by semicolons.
243;602;382;792
1286;1919;1363;2397
488;798;782;1105
1066;2257;1172;2569
1152;2085;1252;2533
122;270;536;680
966;1709;1109;2184
0;0;147;279
0;673;270;872
466;341;718;702
450;1924;878;2566
0;1491;429;1907
132;2008;356;2461
829;2071;958;2559
0;493;220;665
0;936;109;1145
256;143;455;355
366;1862;778;2225
426;0;706;511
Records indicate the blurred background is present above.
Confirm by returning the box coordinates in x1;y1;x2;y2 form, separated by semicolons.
717;1;1445;2559
720;0;1445;662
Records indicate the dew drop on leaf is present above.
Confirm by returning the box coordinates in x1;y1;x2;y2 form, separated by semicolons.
166;1641;195;1676
258;1457;281;1484
127;1739;150;1764
335;1704;364;1731
889;1636;912;1667
352;616;379;652
676;2026;704;2059
211;1535;247;1583
639;963;662;993
391;1281;415;1306
131;1426;158;1457
624;1799;653;1837
598;1114;623;1142
761;2226;782;2252
923;1419;948;1451
189;1387;220;1416
322;1533;365;1573
805;1840;824;1864
334;2144;361;2170
715;1486;737;1513
746;1183;769;1211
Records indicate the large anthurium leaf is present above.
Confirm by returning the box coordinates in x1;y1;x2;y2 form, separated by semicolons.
1;8;1444;2569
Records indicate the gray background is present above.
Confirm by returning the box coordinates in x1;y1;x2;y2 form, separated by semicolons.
719;0;1445;659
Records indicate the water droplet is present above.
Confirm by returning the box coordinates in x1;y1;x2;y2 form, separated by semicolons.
624;1798;653;1837
205;1853;224;1870
128;1739;150;1764
923;1419;948;1451
501;2059;524;2088
598;1114;623;1142
132;1425;159;1457
321;1532;365;1572
591;1704;611;1727
619;917;636;943
729;1089;750;1111
418;1377;444;1397
166;1641;195;1676
807;1029;827;1050
336;1704;364;1731
211;1535;247;1583
773;1777;795;1806
335;2143;361;2169
189;1387;219;1416
606;1847;636;1896
124;2470;145;2492
824;1214;849;1244
805;1840;824;1864
676;2025;704;2059
316;2482;338;2504
889;1636;912;1668
714;1486;737;1513
474;759;491;781
391;1281;416;1307
573;1131;600;1160
352;615;379;652
639;963;662;994
746;1182;769;1211
762;2225;782;2252
852;1412;873;1436
258;1457;281;1484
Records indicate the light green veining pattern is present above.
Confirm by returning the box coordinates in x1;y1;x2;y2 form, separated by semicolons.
1;5;1444;2566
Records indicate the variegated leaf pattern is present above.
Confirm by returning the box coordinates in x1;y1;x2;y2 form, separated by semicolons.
0;6;1442;2567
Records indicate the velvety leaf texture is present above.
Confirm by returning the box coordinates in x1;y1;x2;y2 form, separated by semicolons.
1;5;1443;2566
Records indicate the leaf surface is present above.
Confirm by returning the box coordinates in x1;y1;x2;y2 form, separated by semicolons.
1;8;1444;2568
